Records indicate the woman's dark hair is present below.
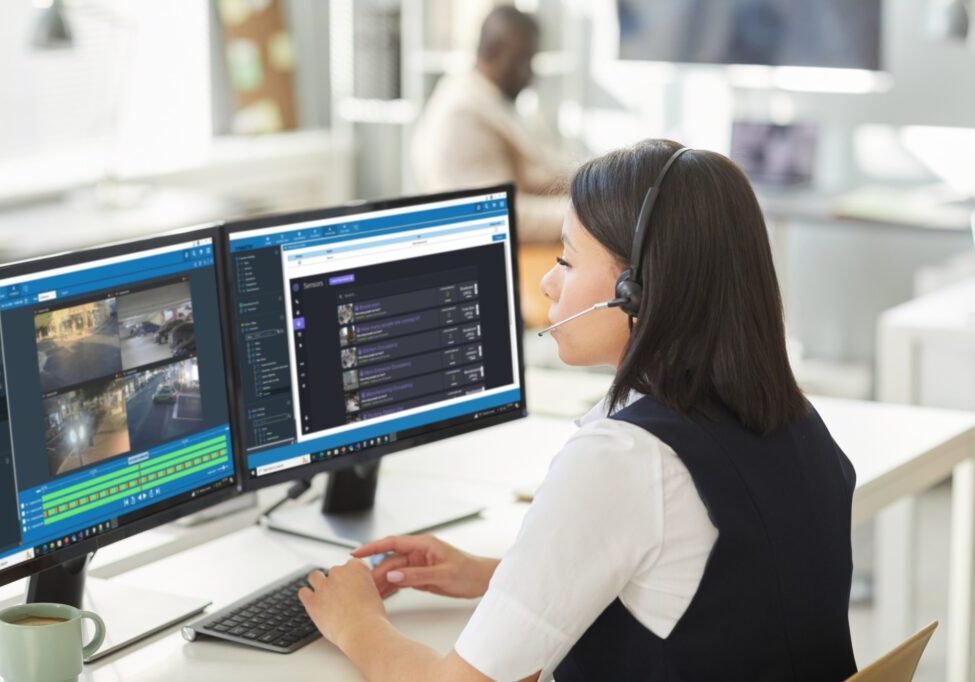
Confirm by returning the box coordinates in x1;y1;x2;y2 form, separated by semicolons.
570;139;807;434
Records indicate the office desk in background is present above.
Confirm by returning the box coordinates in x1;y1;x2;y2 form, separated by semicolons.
2;371;973;681
0;129;354;263
877;278;975;682
0;187;237;263
758;184;975;235
758;183;973;308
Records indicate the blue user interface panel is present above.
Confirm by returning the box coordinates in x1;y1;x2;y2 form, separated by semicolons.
227;190;523;481
0;237;236;573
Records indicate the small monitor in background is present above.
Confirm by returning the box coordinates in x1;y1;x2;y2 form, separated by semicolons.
730;121;818;186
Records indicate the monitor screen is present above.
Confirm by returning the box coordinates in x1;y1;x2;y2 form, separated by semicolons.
225;186;525;487
0;231;237;579
617;0;882;71
730;120;817;186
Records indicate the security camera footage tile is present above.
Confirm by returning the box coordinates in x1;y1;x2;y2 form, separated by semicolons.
36;281;204;477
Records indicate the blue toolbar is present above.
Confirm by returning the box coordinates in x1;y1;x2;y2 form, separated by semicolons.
230;199;509;253
0;244;214;311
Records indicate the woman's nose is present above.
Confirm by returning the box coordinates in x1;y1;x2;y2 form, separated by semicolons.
540;266;558;301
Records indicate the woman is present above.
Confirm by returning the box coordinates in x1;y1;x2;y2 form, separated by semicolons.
297;140;858;681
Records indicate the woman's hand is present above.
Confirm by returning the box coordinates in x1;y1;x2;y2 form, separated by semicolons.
352;534;500;600
298;560;388;651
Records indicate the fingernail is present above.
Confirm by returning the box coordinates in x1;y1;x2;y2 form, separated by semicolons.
387;570;404;582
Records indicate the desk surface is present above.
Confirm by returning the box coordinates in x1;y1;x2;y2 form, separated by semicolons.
880;277;975;334
34;386;969;682
757;184;974;233
0;371;972;681
389;393;975;525
79;506;530;682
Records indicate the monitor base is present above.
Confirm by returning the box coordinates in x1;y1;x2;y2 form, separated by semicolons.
25;554;209;663
263;472;484;548
79;578;210;662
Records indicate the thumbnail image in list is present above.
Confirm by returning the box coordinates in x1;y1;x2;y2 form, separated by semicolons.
337;303;354;325
339;325;356;348
124;357;204;453
43;377;130;476
35;299;121;394
118;282;195;369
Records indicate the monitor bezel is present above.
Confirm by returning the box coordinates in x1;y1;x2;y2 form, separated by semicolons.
221;183;528;492
0;225;242;587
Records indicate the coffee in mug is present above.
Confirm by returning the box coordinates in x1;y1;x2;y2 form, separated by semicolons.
12;615;69;627
0;602;105;682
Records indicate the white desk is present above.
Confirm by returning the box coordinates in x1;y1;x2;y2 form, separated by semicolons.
0;187;237;263
0;385;950;682
877;277;975;408
75;507;530;682
876;279;975;682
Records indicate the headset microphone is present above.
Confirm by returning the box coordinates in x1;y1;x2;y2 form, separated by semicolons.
536;297;628;336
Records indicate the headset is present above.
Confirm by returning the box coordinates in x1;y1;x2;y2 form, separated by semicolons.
538;145;693;336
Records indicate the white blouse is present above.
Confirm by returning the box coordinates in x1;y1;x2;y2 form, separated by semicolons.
455;394;719;681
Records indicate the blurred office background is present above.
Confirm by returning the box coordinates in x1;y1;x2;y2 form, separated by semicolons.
3;1;975;678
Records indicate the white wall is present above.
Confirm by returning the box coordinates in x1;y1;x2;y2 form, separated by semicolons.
576;0;975;377
0;1;211;186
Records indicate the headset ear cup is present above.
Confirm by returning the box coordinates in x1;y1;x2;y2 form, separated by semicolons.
615;270;642;317
618;280;642;317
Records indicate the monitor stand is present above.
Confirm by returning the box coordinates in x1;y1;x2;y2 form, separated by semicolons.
263;462;485;548
27;553;210;663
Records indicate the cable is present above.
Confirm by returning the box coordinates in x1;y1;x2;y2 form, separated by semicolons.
258;478;312;520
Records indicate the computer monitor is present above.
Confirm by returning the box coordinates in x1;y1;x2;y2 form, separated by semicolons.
223;184;526;545
0;226;239;659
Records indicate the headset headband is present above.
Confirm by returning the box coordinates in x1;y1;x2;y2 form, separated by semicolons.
629;146;693;281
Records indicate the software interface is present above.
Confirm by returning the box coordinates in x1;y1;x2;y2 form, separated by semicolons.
0;238;236;572
227;191;523;479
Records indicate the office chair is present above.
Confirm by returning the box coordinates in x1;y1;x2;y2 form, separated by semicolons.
845;621;938;681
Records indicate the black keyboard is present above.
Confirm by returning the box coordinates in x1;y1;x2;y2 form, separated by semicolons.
182;565;326;653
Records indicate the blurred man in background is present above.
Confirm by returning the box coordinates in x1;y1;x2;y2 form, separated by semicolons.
411;5;569;244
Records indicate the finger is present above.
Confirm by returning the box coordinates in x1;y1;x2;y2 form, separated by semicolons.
297;586;313;604
307;570;327;590
373;554;411;581
377;578;397;599
386;565;449;588
378;579;401;598
348;558;370;571
374;565;410;594
352;535;433;558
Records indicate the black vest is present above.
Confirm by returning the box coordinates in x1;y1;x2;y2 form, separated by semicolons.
554;395;857;682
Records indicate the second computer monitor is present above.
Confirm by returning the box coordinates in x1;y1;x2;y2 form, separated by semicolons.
224;185;526;489
0;227;238;588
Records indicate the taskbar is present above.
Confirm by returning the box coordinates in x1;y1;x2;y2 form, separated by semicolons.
8;475;235;568
0;476;234;571
248;399;522;479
